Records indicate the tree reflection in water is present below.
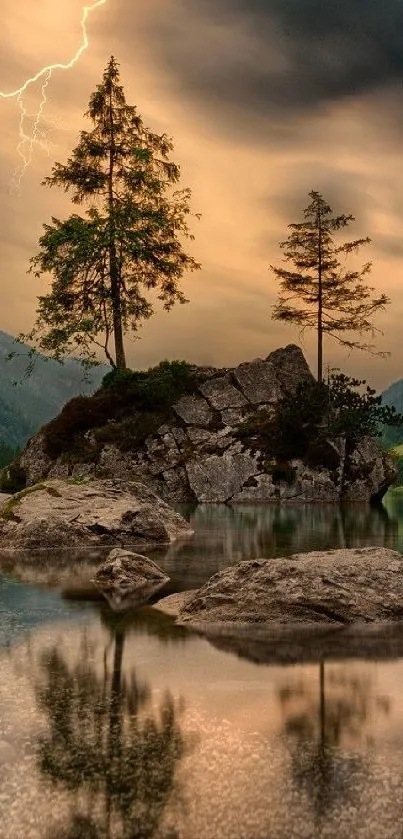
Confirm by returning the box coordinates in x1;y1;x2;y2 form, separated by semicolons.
277;663;390;831
35;612;185;839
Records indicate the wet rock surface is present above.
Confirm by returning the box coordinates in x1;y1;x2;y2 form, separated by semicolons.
93;547;170;611
156;547;403;626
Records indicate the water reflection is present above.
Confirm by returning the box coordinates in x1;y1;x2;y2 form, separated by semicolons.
1;495;402;599
153;500;400;589
277;664;391;833
35;612;185;839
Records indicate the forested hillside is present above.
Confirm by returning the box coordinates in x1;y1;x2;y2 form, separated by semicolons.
382;379;403;448
0;331;108;450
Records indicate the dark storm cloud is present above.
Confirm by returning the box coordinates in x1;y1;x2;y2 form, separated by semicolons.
145;0;403;120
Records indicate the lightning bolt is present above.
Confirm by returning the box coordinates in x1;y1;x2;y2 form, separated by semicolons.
0;0;108;192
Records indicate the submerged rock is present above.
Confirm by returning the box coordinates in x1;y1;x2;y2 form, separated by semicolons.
156;547;403;625
93;548;170;611
0;478;193;550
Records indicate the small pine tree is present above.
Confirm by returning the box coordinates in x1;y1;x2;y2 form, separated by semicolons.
26;57;201;370
271;191;389;382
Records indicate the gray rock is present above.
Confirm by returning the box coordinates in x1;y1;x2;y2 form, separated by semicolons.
170;426;189;449
344;438;397;502
145;433;182;475
231;474;277;502
93;548;169;611
19;430;52;485
0;479;194;550
177;547;403;624
98;445;151;480
233;359;281;404
186;451;260;502
281;463;340;503
267;344;313;392
173;394;213;425
186;426;234;451
199;373;248;410
220;407;247;427
161;467;194;503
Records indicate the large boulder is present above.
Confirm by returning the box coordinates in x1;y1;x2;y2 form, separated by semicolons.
267;344;312;392
93;548;169;611
171;547;403;625
0;478;193;550
233;359;281;404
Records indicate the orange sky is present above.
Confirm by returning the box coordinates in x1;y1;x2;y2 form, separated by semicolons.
1;0;403;389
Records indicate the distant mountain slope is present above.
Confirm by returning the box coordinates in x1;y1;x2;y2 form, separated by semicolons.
381;378;403;448
0;331;109;448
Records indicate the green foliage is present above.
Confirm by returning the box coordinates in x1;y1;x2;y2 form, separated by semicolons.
388;446;403;486
236;372;403;469
44;392;117;459
25;56;201;369
94;414;164;450
103;359;197;409
271;191;389;381
380;379;403;448
44;359;197;459
1;483;47;521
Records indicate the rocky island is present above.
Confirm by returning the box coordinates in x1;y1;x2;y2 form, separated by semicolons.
3;344;396;506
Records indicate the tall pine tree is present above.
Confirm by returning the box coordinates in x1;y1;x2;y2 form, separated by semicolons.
27;57;200;369
271;191;389;382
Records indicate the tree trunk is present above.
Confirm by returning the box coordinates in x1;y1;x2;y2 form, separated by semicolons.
317;316;323;383
108;89;126;370
110;259;126;370
317;211;323;383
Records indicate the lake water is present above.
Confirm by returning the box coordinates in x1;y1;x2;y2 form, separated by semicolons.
3;491;403;838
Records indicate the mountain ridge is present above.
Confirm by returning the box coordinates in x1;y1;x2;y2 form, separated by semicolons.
0;331;109;448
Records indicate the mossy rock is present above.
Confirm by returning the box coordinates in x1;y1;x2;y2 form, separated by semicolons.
1;483;49;521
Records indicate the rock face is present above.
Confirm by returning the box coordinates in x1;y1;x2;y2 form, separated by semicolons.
0;478;193;550
93;548;170;611
17;344;395;504
174;547;403;624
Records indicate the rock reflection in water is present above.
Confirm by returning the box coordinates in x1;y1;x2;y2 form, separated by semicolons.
35;611;185;839
154;502;399;589
277;664;391;832
0;498;400;599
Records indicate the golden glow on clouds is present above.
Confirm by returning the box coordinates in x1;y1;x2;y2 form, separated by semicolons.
0;0;402;388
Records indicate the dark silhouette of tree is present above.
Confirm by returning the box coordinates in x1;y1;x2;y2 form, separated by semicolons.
277;664;390;833
26;56;200;370
35;617;185;839
271;191;389;382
